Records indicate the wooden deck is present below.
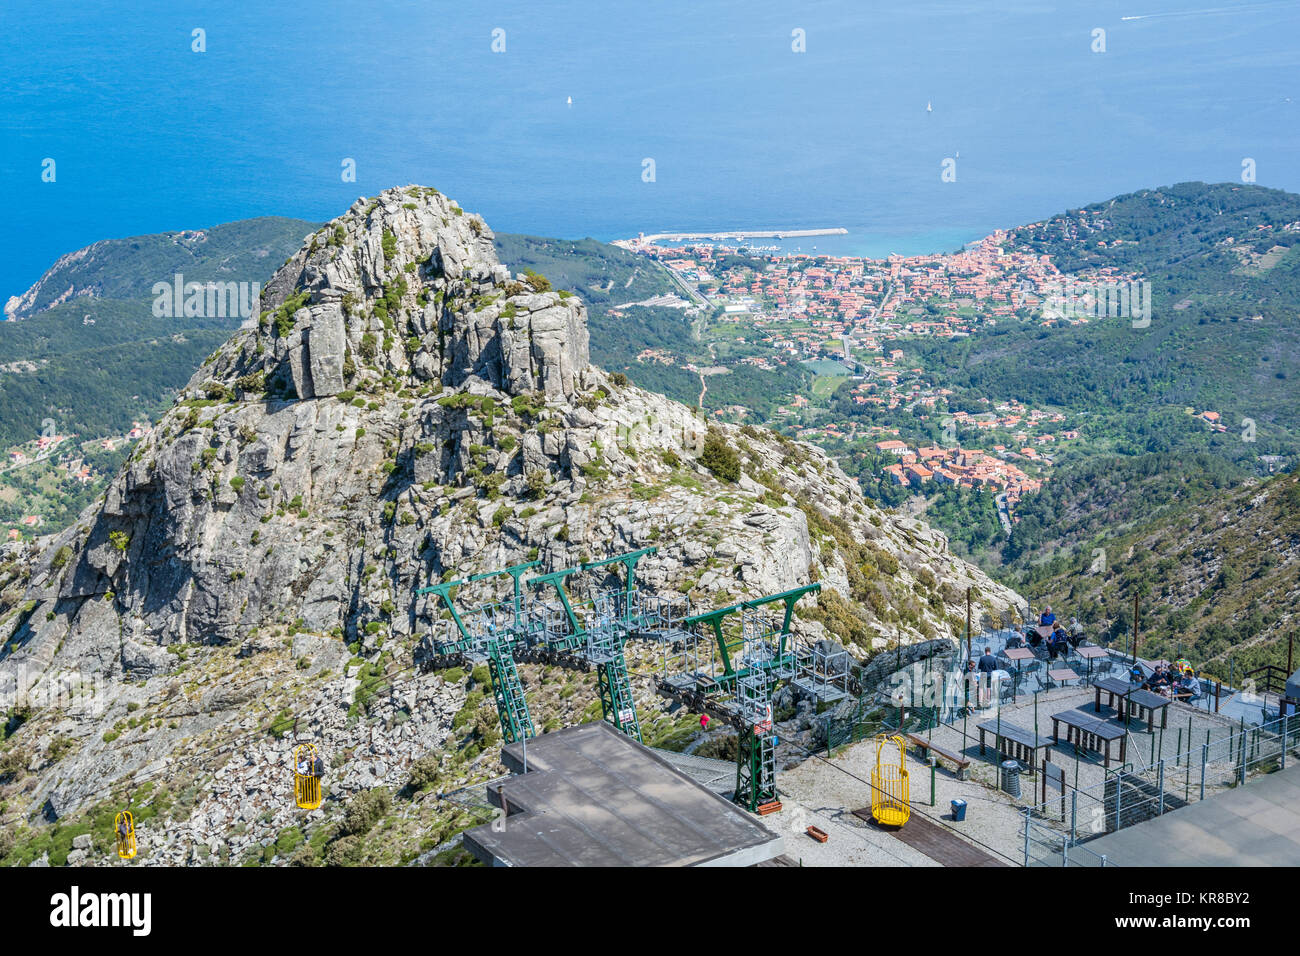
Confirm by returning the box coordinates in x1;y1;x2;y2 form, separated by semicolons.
853;807;1009;867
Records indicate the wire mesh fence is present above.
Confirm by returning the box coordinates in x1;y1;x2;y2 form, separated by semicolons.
808;632;1300;867
1021;713;1300;866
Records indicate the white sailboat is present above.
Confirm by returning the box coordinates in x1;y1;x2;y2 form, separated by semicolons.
926;100;932;112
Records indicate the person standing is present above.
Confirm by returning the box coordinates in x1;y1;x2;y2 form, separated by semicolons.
977;647;998;708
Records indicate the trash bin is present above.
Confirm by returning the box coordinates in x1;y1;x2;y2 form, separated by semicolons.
950;798;967;822
1000;759;1022;798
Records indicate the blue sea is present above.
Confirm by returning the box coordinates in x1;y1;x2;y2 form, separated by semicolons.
2;0;1298;296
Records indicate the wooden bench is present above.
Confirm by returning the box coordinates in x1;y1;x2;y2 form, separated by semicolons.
905;733;971;780
1051;710;1128;769
977;719;1053;778
1125;688;1172;732
1094;676;1134;715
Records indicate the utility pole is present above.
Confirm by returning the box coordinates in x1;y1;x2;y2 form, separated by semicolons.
966;587;972;664
1132;593;1140;663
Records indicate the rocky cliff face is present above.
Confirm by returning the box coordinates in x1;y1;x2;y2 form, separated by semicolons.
0;187;1021;864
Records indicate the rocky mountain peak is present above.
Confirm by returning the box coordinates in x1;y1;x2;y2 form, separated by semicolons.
210;185;590;401
0;188;1022;832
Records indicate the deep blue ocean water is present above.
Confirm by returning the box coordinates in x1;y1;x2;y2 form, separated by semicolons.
2;0;1298;295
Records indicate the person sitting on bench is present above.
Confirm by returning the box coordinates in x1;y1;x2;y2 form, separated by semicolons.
1177;673;1201;701
1046;628;1069;659
1144;665;1169;691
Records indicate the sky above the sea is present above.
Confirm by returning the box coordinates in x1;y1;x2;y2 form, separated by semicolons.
2;0;1298;295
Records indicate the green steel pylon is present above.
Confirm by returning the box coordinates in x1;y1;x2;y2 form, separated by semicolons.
682;583;822;691
486;639;535;744
418;566;541;743
582;546;657;630
596;653;642;741
736;725;778;812
527;566;587;652
468;560;540;641
587;615;642;741
733;664;779;811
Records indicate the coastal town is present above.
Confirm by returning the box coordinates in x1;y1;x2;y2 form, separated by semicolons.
613;227;1219;527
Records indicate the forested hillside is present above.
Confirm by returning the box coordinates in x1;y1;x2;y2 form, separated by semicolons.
5;217;315;318
1018;468;1300;682
909;183;1300;468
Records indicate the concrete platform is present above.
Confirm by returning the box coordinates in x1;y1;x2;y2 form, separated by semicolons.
461;722;785;867
1070;761;1300;866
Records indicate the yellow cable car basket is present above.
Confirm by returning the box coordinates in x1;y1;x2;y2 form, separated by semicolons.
115;810;137;860
294;743;322;810
871;734;910;828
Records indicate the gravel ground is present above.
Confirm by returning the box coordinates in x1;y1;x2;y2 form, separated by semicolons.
766;736;1027;865
763;685;1250;865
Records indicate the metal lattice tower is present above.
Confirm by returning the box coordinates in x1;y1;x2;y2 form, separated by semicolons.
417;563;542;746
656;584;822;812
740;609;796;680
587;611;642;741
792;640;851;704
485;641;534;744
735;669;779;811
465;607;535;744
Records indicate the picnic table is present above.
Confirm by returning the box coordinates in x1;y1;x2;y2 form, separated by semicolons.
1048;667;1080;689
1051;709;1128;769
977;719;1053;777
1075;644;1109;682
1002;646;1036;691
1125;688;1172;732
1094;676;1134;715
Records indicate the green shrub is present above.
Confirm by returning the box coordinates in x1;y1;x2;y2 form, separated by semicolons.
235;371;265;394
325;833;365;866
358;333;377;361
407;754;442;793
700;429;741;483
342;788;391;837
525;470;548;500
522;269;551;292
266;710;294;737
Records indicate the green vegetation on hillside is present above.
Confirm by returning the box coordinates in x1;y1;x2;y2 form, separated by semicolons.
0;218;315;537
910;183;1300;465
1016;467;1300;684
8;217;315;317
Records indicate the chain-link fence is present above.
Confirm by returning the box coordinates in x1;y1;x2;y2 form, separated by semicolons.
1021;713;1300;866
824;641;973;750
